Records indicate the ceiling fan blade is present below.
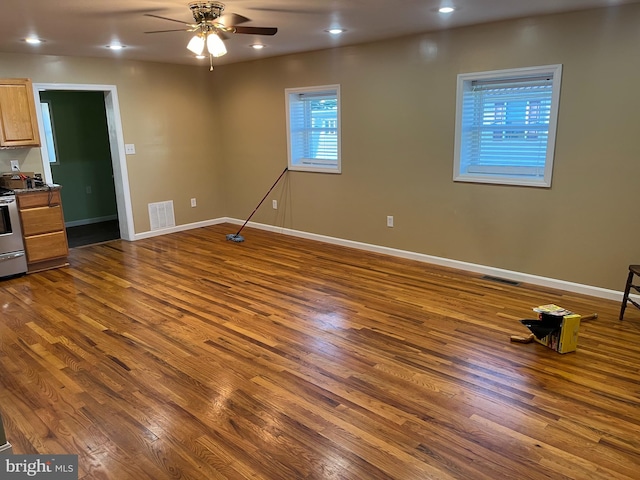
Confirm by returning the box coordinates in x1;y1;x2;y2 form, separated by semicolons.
144;13;192;26
219;13;251;27
248;7;328;14
144;29;189;34
233;26;278;36
76;8;165;17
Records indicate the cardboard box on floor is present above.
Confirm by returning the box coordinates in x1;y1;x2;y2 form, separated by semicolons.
534;314;581;354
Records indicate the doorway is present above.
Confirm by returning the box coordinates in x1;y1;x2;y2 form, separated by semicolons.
39;91;119;247
33;83;134;244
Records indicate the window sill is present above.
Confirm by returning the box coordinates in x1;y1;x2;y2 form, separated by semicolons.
289;165;341;174
453;174;550;188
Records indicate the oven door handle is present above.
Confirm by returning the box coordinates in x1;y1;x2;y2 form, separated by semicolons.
0;252;25;262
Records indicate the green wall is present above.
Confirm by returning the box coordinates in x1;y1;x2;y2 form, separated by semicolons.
39;91;117;224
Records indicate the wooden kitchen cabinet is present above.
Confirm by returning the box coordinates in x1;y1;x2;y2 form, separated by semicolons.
17;189;69;273
0;78;41;147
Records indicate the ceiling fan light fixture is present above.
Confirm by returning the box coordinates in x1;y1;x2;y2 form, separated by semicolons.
206;32;227;57
146;2;276;68
187;34;206;55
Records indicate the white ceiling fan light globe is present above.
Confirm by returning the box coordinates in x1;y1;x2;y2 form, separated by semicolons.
206;32;227;57
187;34;205;55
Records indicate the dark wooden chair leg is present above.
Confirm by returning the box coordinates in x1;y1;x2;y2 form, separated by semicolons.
620;269;635;320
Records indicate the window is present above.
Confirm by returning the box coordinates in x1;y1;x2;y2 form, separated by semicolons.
286;85;341;173
453;65;562;187
40;100;59;165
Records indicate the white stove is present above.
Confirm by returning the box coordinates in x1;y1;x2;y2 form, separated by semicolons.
0;187;28;278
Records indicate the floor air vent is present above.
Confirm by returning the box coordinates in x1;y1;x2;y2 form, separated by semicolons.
482;275;520;286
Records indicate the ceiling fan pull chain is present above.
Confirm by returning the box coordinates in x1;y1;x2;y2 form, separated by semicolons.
210;54;214;71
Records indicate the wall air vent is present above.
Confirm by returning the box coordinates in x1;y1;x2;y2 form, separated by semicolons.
148;200;175;231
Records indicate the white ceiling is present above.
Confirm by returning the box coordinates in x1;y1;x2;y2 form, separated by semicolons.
0;0;635;67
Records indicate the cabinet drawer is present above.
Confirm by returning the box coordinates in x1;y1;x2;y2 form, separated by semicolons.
17;190;61;209
20;206;64;236
25;231;68;263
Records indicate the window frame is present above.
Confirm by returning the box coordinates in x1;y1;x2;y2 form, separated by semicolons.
40;100;60;165
453;64;563;188
285;84;341;174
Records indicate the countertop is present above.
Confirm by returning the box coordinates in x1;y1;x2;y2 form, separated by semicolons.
12;184;62;194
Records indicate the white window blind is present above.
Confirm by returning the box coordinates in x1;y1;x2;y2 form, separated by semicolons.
286;85;341;173
454;65;562;187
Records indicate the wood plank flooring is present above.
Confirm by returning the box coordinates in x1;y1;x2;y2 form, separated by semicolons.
66;220;121;248
1;223;639;479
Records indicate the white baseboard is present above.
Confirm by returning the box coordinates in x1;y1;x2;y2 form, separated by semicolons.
134;216;627;302
0;442;13;455
133;218;227;241
65;214;118;228
224;218;627;303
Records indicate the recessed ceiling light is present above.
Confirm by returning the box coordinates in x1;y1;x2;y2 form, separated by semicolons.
24;37;43;44
106;44;125;50
250;44;265;50
326;28;345;35
439;7;455;13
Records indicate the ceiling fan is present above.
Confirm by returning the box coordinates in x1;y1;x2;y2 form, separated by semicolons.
145;1;278;70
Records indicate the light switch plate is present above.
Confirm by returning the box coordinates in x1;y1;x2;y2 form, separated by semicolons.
125;144;136;155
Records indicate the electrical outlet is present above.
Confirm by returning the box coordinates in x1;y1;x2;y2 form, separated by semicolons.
10;160;19;171
387;215;394;228
272;199;278;209
190;198;197;207
125;144;136;155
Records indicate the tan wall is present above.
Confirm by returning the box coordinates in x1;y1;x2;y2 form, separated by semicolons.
0;5;637;292
0;53;225;233
214;4;640;291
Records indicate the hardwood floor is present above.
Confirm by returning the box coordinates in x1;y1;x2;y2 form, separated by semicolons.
66;220;121;248
0;223;639;479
